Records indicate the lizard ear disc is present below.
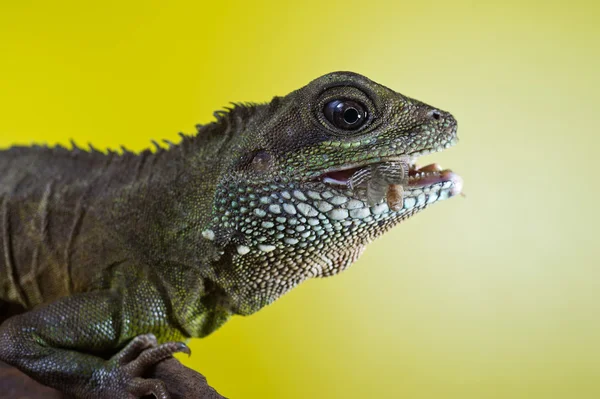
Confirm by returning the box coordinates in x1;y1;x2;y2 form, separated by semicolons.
250;150;273;171
323;100;367;130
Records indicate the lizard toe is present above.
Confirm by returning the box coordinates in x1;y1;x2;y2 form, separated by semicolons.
127;376;170;399
95;337;190;398
123;341;191;377
117;333;159;365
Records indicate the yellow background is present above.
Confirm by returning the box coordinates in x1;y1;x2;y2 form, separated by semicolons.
1;1;598;398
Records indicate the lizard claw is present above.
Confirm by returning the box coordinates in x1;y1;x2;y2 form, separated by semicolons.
92;334;191;399
116;333;159;365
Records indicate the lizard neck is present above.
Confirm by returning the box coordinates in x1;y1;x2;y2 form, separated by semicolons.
102;106;269;318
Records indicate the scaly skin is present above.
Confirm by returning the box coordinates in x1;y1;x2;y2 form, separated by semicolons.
0;72;461;398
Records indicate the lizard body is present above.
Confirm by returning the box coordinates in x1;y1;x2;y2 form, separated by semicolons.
0;72;461;398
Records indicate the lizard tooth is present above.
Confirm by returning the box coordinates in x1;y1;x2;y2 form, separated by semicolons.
237;245;251;255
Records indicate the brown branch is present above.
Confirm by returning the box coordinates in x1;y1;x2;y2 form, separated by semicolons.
0;358;226;399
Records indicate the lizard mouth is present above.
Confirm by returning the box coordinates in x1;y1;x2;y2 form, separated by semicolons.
320;161;463;196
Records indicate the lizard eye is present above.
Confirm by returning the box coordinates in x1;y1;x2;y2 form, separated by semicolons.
323;100;367;130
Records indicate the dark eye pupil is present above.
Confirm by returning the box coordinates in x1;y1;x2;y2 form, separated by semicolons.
343;108;359;124
323;100;367;130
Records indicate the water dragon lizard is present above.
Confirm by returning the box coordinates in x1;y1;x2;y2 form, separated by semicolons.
0;72;462;398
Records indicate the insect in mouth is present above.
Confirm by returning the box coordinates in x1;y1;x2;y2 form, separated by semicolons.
347;156;411;211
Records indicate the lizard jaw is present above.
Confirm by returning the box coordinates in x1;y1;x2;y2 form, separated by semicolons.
321;162;463;196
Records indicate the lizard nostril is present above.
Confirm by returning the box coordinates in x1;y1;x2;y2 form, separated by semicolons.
431;111;441;121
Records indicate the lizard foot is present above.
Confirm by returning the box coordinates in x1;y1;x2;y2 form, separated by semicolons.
91;334;191;399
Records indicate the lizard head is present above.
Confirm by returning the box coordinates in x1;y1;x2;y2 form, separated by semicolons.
202;71;462;316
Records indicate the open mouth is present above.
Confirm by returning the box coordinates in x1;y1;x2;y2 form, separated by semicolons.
319;157;462;210
325;161;459;188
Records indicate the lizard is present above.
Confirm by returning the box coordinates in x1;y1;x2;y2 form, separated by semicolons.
0;71;462;398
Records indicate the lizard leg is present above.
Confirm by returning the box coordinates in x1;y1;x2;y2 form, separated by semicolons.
0;289;188;399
